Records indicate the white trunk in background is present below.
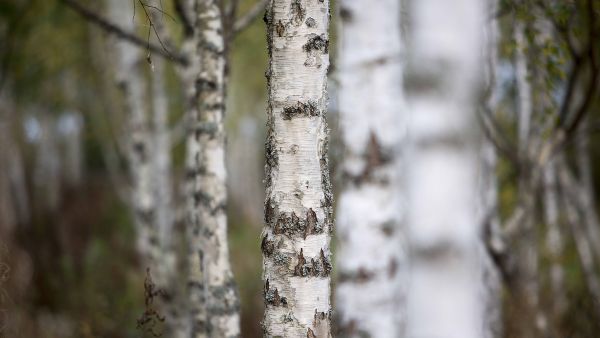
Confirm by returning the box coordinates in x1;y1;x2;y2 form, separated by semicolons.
542;158;566;316
107;0;156;262
514;22;532;156
58;112;84;188
404;0;484;337
0;96;29;226
262;0;333;336
513;20;541;330
575;120;600;260
335;0;406;336
35;115;61;212
479;1;502;335
186;1;240;336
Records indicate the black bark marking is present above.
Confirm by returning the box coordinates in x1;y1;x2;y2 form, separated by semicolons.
264;280;287;307
388;258;398;278
339;6;353;22
293;248;331;277
343;132;393;184
307;328;317;338
271;209;325;238
261;235;275;256
338;268;375;284
304;34;329;54
305;17;317;28
275;20;285;37
381;221;395;236
305;208;318;239
282;101;320;120
291;0;306;26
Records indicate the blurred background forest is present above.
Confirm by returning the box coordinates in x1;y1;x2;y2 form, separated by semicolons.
0;0;599;337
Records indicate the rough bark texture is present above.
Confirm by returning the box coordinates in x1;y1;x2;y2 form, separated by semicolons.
404;0;485;337
335;0;406;336
185;1;241;337
262;0;333;336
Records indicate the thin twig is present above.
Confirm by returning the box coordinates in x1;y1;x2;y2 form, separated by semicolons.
233;0;268;35
61;0;187;65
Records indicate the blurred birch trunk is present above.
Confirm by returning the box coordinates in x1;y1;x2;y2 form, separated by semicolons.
404;0;485;337
335;0;406;336
184;1;241;336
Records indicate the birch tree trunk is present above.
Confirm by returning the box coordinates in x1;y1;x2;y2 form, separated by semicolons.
34;115;61;213
185;1;241;336
335;0;406;336
58;112;84;188
404;0;485;337
542;159;566;317
479;1;502;335
107;0;156;262
262;0;333;336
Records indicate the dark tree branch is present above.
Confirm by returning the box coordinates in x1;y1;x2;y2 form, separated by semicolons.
233;0;268;35
61;0;187;65
173;0;193;36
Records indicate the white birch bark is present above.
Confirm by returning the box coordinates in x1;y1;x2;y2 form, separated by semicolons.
514;22;532;157
404;0;485;337
107;0;157;272
185;1;241;336
335;0;406;336
262;0;333;336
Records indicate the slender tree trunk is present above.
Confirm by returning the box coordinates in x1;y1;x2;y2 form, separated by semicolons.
335;0;406;336
34;114;61;213
480;1;502;335
58;112;84;188
513;19;545;334
404;0;485;337
575;119;600;260
107;0;156;263
262;0;333;336
542;158;566;317
185;1;241;336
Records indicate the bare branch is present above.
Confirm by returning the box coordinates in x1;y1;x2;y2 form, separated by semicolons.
233;0;268;35
173;0;193;36
61;0;187;65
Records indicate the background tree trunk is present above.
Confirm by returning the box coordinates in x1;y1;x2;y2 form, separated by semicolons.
262;0;333;336
335;0;406;336
404;0;485;337
186;1;241;336
107;0;156;263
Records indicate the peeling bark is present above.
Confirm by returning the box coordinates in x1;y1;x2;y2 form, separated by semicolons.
335;0;406;336
262;0;333;336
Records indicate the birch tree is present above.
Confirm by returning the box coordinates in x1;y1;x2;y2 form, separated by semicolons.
107;0;156;262
404;0;485;337
184;0;241;336
479;1;503;335
335;0;406;336
262;0;333;336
